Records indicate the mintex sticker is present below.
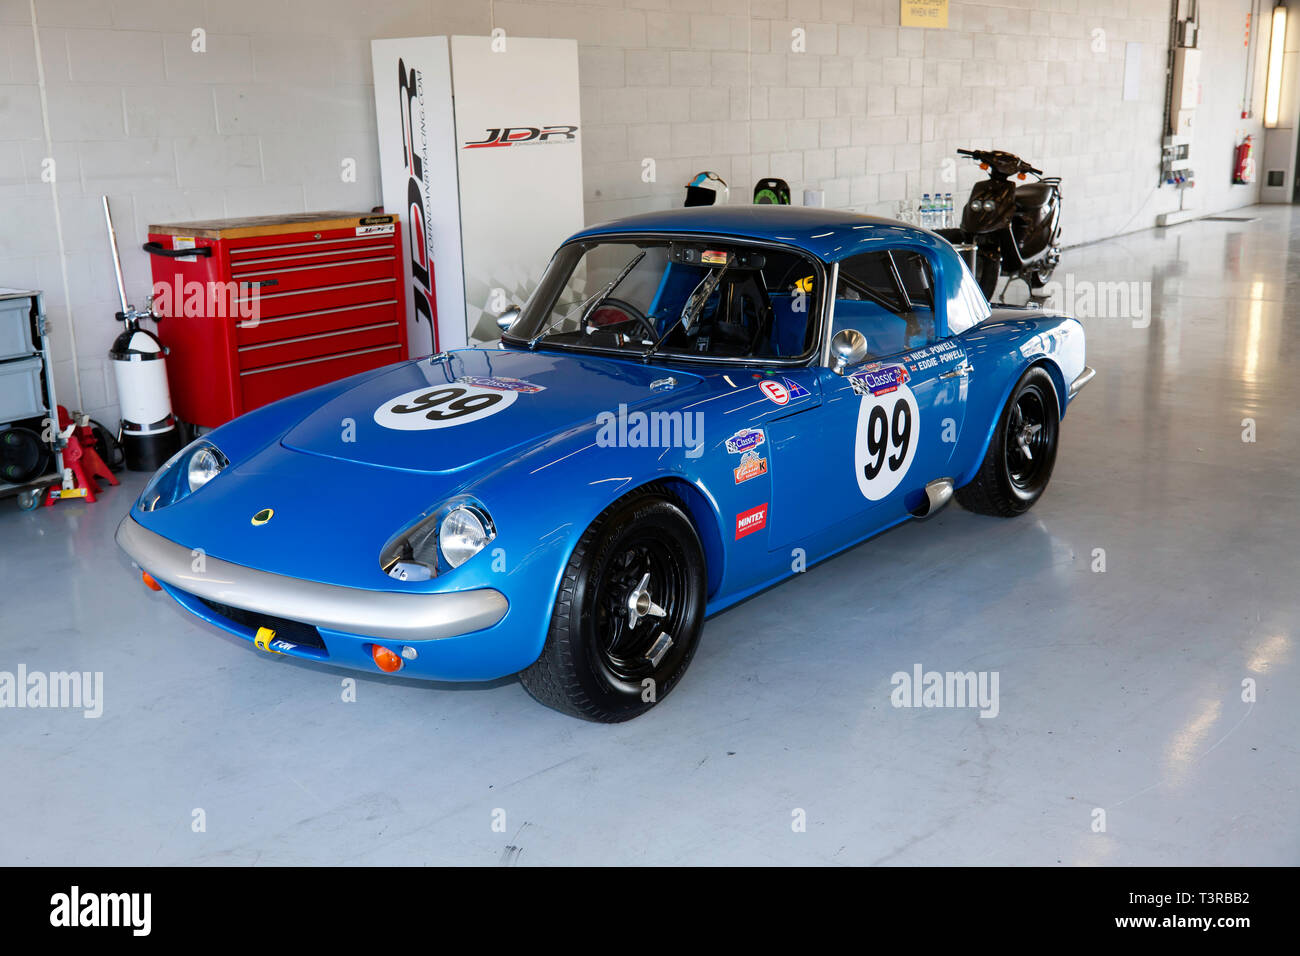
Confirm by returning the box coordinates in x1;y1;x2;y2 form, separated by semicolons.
849;365;909;397
733;451;768;484
759;380;789;405
735;503;768;539
701;249;728;266
356;223;396;237
725;428;765;455
456;375;545;393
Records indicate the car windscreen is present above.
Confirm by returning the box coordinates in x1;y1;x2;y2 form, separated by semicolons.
506;238;821;362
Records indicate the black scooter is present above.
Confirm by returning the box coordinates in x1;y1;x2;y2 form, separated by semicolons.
938;148;1062;300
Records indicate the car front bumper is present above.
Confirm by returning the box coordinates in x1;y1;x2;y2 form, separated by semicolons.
116;515;509;646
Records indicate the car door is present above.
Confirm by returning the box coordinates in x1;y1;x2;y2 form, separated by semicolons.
770;246;970;545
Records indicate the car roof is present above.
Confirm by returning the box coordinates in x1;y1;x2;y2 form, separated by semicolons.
568;205;954;264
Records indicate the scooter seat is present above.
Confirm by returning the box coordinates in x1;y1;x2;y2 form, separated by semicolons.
1015;181;1057;209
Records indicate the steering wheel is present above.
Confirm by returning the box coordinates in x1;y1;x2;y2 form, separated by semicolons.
583;297;657;342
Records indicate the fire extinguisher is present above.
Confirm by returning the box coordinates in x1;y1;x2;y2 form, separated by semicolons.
1233;135;1255;185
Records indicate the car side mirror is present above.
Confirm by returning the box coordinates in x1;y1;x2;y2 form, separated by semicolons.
830;328;868;374
496;305;522;332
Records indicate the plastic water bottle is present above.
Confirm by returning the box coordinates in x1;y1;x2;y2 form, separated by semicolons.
920;194;932;228
944;193;954;228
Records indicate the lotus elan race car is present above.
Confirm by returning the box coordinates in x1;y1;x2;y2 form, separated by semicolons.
117;206;1093;722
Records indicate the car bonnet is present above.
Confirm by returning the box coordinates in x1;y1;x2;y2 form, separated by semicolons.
280;347;705;474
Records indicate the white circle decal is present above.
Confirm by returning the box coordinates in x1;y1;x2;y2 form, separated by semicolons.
853;382;919;500
374;383;518;431
760;380;789;405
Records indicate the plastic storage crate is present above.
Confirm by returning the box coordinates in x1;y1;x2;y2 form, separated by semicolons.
0;355;44;422
0;296;36;361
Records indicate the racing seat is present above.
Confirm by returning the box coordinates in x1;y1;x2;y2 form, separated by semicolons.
695;273;773;356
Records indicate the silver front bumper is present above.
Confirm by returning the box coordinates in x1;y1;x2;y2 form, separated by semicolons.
116;516;508;642
1068;366;1096;399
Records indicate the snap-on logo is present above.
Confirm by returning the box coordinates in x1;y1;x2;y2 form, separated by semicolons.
463;125;579;148
735;503;768;539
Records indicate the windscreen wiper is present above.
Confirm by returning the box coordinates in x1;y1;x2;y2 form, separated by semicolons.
641;261;728;361
527;249;647;349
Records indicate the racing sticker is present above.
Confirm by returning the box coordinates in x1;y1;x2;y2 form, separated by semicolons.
849;364;909;397
733;451;768;484
735;503;768;539
456;375;545;393
782;377;810;399
852;367;918;501
725;427;765;454
759;380;789;405
356;223;395;237
374;382;519;431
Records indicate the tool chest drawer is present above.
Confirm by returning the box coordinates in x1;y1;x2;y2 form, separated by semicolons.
147;212;408;429
239;342;406;411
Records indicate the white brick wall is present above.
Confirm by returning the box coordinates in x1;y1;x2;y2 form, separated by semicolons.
0;0;1264;427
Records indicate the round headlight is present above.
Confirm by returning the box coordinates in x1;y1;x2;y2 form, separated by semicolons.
186;446;225;491
439;507;489;569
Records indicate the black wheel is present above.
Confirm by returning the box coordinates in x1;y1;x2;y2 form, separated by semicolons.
1029;265;1055;289
519;485;707;722
975;247;1001;299
956;366;1060;517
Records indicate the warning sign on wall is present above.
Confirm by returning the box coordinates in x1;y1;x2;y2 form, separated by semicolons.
900;0;948;28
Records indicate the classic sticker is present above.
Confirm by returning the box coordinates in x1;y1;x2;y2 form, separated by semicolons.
853;378;918;501
456;375;545;393
850;364;909;397
735;503;769;539
759;380;789;405
725;427;765;454
733;451;768;484
374;383;519;431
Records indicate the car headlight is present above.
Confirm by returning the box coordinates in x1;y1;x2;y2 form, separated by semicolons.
137;439;229;512
439;506;491;569
187;445;225;491
380;500;496;580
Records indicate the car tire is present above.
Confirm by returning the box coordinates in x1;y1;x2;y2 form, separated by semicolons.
956;366;1060;517
519;484;707;722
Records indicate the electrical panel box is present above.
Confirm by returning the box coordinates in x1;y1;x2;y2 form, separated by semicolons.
1172;47;1202;113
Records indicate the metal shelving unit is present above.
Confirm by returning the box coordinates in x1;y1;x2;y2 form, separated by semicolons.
0;289;63;510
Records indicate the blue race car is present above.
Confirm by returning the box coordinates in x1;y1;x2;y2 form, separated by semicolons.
117;206;1093;722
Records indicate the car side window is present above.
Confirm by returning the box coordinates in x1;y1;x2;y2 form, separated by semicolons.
832;249;937;359
946;256;992;335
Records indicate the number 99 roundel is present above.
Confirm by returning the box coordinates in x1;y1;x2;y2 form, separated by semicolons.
853;382;918;500
374;383;518;430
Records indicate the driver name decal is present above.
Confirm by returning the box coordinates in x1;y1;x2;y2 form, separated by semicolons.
375;382;521;430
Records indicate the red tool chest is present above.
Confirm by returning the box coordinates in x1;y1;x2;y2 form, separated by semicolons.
145;212;408;429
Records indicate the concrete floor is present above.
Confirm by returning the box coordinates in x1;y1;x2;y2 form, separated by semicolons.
2;206;1297;866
